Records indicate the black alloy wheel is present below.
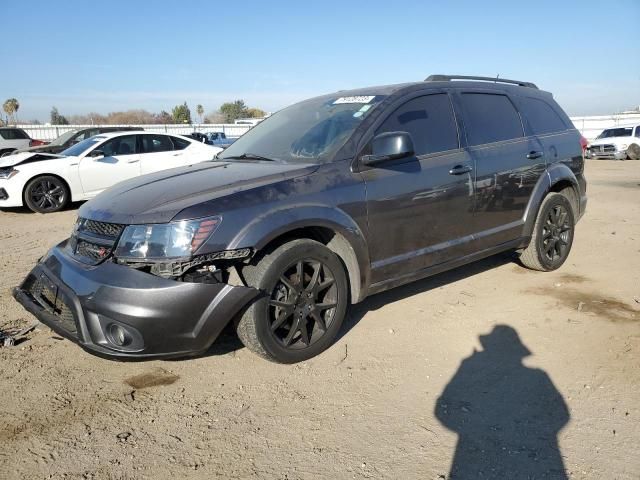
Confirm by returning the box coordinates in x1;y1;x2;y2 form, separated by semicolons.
541;203;572;263
24;175;69;213
519;192;575;271
268;259;338;349
236;239;349;363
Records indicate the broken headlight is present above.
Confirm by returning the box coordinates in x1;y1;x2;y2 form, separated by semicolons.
114;216;221;260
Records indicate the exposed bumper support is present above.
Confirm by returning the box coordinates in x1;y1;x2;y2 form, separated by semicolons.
12;241;259;359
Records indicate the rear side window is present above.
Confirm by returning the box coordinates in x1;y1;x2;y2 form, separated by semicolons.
171;136;191;150
460;93;523;146
519;97;567;135
376;94;459;156
141;134;174;153
0;128;29;140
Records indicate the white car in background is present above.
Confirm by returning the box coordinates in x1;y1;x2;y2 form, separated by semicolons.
587;125;640;160
0;131;222;213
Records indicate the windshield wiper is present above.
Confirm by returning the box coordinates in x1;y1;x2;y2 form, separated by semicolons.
221;153;280;162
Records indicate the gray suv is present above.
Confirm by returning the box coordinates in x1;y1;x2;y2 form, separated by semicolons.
14;75;587;363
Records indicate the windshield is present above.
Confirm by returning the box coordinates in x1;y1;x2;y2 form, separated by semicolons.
597;127;632;139
49;129;79;146
219;94;386;163
60;137;104;157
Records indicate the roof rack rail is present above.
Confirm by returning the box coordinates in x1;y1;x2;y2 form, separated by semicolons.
425;74;538;89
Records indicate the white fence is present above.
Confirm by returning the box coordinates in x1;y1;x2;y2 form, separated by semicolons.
19;123;252;141
570;113;640;141
13;113;640;142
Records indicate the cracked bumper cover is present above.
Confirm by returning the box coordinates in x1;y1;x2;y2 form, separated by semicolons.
12;240;259;359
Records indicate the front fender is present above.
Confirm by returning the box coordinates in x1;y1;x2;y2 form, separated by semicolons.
227;204;370;303
522;163;579;239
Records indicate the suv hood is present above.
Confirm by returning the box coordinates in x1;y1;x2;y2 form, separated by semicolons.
80;160;318;224
0;151;64;168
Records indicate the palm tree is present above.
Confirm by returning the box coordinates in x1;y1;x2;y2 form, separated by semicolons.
196;104;204;124
3;98;20;124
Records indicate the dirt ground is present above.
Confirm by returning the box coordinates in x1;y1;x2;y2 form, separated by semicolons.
0;161;639;479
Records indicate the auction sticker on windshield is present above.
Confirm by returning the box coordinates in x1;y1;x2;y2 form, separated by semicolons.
333;96;375;104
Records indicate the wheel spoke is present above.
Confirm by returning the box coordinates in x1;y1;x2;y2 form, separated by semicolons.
299;321;310;345
49;186;62;195
269;299;294;309
283;321;299;346
317;277;334;292
296;261;304;287
271;306;293;331
279;275;297;292
316;302;337;311
306;262;321;292
310;309;326;332
544;239;557;254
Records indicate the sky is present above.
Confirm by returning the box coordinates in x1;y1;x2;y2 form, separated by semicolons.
1;0;639;122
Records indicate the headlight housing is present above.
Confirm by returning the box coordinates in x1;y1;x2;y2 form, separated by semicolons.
0;167;19;179
114;216;221;260
620;144;628;150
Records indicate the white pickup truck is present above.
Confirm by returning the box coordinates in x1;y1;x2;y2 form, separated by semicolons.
587;125;640;160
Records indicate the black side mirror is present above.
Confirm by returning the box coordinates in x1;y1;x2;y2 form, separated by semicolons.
88;149;104;158
361;131;414;166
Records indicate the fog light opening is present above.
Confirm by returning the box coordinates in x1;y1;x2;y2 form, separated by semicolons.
108;323;132;347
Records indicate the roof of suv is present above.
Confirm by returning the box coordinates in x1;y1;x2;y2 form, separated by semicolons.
322;75;550;101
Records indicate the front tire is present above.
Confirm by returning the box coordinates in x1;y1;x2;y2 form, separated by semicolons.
23;175;70;213
236;239;349;363
519;192;575;271
627;143;640;160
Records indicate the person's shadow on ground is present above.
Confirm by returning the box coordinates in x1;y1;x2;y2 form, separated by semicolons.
435;325;570;479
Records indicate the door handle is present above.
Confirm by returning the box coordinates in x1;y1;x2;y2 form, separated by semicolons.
526;151;544;160
127;159;140;164
449;164;473;175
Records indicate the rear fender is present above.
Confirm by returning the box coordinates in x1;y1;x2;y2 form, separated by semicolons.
522;163;579;239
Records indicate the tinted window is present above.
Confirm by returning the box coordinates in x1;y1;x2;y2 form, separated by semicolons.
376;94;459;155
636;127;640;138
597;128;632;139
519;97;567;135
171;136;191;150
0;128;29;140
142;134;174;153
460;93;523;146
100;135;139;156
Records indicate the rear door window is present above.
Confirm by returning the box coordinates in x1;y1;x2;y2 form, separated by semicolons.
460;93;523;146
376;93;459;156
141;134;174;153
519;97;567;135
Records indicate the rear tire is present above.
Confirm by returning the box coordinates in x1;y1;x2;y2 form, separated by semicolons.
23;175;70;213
627;143;640;160
236;239;349;363
519;192;575;271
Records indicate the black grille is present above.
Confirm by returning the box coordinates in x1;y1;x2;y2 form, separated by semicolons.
27;276;77;335
70;218;124;265
81;219;124;238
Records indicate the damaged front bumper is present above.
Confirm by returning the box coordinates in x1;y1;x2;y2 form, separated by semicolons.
12;240;259;359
